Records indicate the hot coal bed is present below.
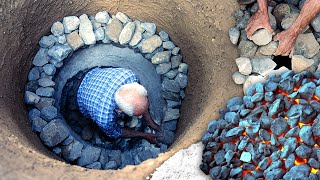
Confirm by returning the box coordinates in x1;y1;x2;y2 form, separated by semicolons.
201;70;320;179
24;11;188;170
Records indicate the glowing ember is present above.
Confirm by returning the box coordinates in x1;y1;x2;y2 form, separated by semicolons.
201;71;320;179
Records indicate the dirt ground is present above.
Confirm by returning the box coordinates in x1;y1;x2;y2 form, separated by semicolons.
0;0;242;179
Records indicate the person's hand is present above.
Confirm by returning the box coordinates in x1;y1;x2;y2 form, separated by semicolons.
246;10;274;39
147;120;161;132
143;133;160;145
273;28;299;57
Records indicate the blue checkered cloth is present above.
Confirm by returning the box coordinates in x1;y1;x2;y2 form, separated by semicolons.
77;67;139;138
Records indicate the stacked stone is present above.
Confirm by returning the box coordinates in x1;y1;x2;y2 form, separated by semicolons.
229;1;320;92
25;11;188;170
201;70;320;179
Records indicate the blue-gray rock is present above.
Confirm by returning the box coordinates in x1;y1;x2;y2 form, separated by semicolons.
178;63;188;74
298;82;316;100
175;73;188;89
49;58;64;68
172;47;180;55
265;81;278;92
151;51;171;64
142;35;162;53
251;93;264;102
163;41;175;50
32;48;50;67
285;126;300;138
48;45;72;62
255;82;264;93
121;150;135;167
300;125;315;146
268;99;285;117
265;91;275;102
62;140;84;161
162;78;180;93
316;86;320;98
61;135;74;146
25;80;39;92
36;87;54;97
229;27;240;45
238;40;258;58
227;97;243;108
164;70;178;79
209;166;221;177
63;16;80;33
40;119;69;147
104;161;118;170
156;63;171;75
28;109;41;122
243;96;254;108
285;153;295;170
226;126;244;137
94;27;105;41
40;106;57;121
141;22;156;35
171;55;183;69
39;36;55;48
296;144;312;159
99;149;110;166
81;126;94;140
258;157;269;170
86;162;101;170
283;164;311;180
51;21;64;36
78;146;101;166
35;97;55;110
270;117;288;136
57;35;66;44
309;158;320;168
163;108;180;122
158;130;175;145
32;117;47;132
25;91;40;105
43;64;56;76
312;14;320;32
163;120;177;131
240;151;251;163
167;100;181;108
119;22;136;45
95;11;110;24
38;78;55;87
159;30;169;41
162;91;180;101
52;147;62;155
224;112;240;124
246;84;256;96
230;167;242;177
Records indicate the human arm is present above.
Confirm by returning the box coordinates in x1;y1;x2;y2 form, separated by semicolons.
274;0;320;56
245;0;274;38
122;128;159;144
143;111;161;131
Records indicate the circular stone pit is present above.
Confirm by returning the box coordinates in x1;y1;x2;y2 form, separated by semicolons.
24;11;189;170
201;70;320;179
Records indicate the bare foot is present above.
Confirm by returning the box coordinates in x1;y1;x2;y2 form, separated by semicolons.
274;28;298;57
245;10;274;39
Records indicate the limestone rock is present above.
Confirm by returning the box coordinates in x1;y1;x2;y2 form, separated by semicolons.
232;71;247;85
294;33;320;58
141;35;162;53
66;32;84;50
48;45;72;62
251;29;272;46
238;40;258;58
25;91;40;105
79;14;96;45
119;22;136;45
51;21;64;36
39;36;56;48
235;57;252;75
141;22;156;35
106;18;123;43
258;41;278;56
151;51;171;64
95;11;110;24
63;16;80;33
292;55;315;73
281;13;298;30
40;119;69;147
32;48;50;67
251;57;277;76
129;21;144;46
229;27;240;45
115;12;129;24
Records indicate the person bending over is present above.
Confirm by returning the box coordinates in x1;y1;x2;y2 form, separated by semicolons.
77;67;160;144
240;0;320;56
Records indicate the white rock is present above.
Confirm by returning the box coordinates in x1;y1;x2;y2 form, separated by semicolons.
267;66;290;76
115;12;129;24
129;21;145;46
106;18;123;43
235;57;252;75
258;41;278;56
141;35;162;53
243;75;268;94
251;29;272;46
63;16;80;33
251;57;277;76
51;21;64;36
119;22;136;45
292;55;315;73
232;71;247;85
294;33;320;58
95;11;110;24
229;27;240;45
141;22;156;35
79;14;96;45
240;151;252;163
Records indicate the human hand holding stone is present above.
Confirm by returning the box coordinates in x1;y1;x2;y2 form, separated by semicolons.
144;111;161;131
273;28;298;57
245;9;274;39
143;133;160;145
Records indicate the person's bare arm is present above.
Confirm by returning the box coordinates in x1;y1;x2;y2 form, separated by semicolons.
143;111;161;131
246;0;274;38
274;0;320;56
122;128;159;144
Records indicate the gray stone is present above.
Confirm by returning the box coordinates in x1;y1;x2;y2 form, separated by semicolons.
229;27;240;45
48;45;72;62
296;144;312;159
129;21;144;46
81;126;93;140
226;126;244;137
283;164;311;180
94;27;105;41
292;55;315;73
285;153;295;169
86;162;101;170
141;22;156;35
312;14;320;32
61;135;74;146
258;157;269;170
270;117;288;136
104;161;118;170
38;78;55;87
235;57;252;75
40;119;69;147
258;41;278;56
159;31;169;41
51;21;64;36
78;146;101;166
62;140;83;161
95;11;110;24
32;117;47;133
40;106;57;121
238;40;258;58
171;55;182;69
281;13;298;30
298;82;316;100
57;35;66;44
156;63;171;75
178;63;188;74
52;147;62;155
175;73;188;89
294;33;320;58
28;109;40;122
36;87;54;97
79;14;96;45
115;12;129;24
33;48;50;66
163;41;175;50
151;51;171;64
269;12;277;30
43;64;56;76
141;35;162;53
251;57;277;76
309;158;320;168
106;18;123;43
162;78;180;93
119;22;136;45
39;36;55;48
28;67;40;81
300;125;315;146
163;108;180;122
164;70;178;79
63;16;80;33
240;151;251;163
66;31;84;50
273;3;291;23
